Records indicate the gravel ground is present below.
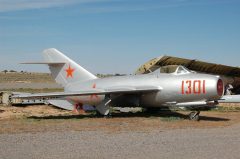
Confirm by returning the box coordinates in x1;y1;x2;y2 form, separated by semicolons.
0;123;240;159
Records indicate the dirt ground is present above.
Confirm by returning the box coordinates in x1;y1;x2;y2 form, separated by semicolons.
0;72;54;83
1;104;240;134
0;72;62;91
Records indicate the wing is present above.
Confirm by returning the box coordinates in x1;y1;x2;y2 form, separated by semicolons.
12;85;162;99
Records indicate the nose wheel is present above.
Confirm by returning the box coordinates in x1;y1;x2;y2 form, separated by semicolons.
189;111;200;121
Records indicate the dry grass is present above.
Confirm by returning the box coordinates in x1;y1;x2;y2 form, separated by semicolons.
0;72;55;83
0;72;62;91
1;104;240;134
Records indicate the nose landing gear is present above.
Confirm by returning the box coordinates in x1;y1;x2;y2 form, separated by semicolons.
189;111;200;121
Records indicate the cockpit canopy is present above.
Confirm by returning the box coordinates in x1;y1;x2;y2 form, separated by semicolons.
156;65;192;75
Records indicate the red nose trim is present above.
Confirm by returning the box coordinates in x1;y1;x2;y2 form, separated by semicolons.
217;79;224;96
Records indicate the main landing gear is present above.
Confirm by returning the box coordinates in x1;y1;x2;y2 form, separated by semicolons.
189;111;200;121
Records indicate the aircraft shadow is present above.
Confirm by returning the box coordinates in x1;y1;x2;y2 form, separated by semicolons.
11;104;44;108
28;114;96;120
112;111;230;121
28;110;230;121
197;115;230;121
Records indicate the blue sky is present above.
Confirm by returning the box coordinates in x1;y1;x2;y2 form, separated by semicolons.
0;0;240;74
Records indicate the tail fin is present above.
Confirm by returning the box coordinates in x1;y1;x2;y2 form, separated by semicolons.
43;48;97;87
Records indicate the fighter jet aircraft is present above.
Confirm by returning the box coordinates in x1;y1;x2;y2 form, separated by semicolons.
16;48;225;120
136;55;240;103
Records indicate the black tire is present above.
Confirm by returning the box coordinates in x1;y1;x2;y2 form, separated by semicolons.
189;112;200;121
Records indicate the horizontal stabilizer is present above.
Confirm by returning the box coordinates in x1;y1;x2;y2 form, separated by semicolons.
21;62;65;66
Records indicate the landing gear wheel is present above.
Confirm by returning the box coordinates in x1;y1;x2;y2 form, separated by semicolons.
189;111;200;121
95;106;112;118
104;113;112;118
104;110;112;118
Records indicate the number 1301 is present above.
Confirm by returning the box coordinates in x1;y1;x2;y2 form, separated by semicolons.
181;80;206;95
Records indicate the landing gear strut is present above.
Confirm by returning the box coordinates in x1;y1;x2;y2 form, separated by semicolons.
189;111;200;121
104;112;112;118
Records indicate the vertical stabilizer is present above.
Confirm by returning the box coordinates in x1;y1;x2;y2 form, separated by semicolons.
43;48;97;87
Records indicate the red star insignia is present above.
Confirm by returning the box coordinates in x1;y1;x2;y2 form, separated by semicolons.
65;64;75;78
90;83;98;100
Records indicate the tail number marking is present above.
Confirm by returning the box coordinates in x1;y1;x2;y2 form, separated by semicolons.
181;80;206;95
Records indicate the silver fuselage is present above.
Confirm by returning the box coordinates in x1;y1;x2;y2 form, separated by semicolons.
64;72;223;108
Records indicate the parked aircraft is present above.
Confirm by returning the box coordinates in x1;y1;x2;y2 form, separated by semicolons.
136;55;240;104
15;48;225;120
136;55;240;95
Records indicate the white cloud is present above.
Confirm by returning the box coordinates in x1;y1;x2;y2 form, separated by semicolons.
0;0;108;12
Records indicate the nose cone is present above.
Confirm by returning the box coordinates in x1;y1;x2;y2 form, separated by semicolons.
217;79;224;97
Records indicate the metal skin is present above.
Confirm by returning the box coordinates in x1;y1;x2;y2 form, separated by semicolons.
136;55;240;94
65;73;223;108
18;48;224;119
